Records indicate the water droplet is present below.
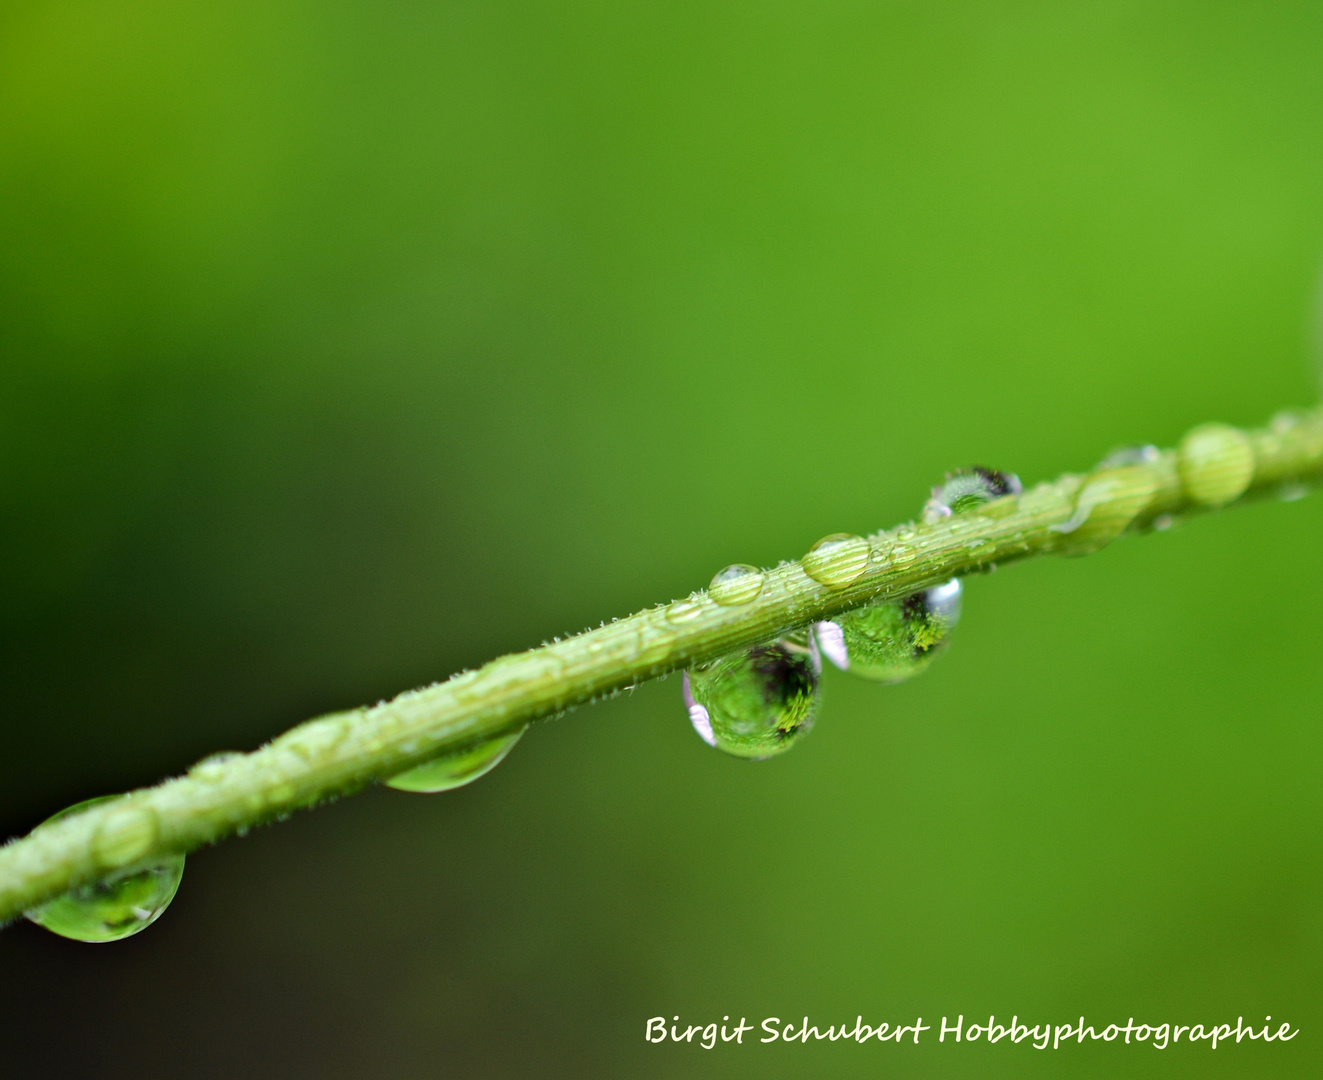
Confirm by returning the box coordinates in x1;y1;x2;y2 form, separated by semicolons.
815;579;962;683
802;533;870;588
1098;444;1161;469
1178;423;1254;507
1050;465;1158;554
385;728;525;793
683;641;819;759
1279;481;1309;502
922;467;1022;524
665;595;707;624
272;716;351;762
25;797;184;943
1270;409;1308;435
189;752;243;782
708;564;765;606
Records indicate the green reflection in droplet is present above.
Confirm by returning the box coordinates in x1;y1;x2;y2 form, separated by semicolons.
24;796;184;943
684;641;819;759
385;728;525;793
816;579;962;683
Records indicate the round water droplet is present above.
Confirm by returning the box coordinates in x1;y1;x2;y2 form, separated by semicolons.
189;752;243;782
25;797;184;943
665;596;707;624
1178;423;1254;507
683;641;819;759
1270;409;1308;435
385;727;525;793
922;467;1022;524
708;564;765;606
802;533;870;588
816;579;962;683
1098;444;1161;469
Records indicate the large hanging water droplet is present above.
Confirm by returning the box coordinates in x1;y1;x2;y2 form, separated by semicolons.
24;797;184;943
802;533;870;588
815;579;962;683
385;728;525;793
708;564;765;606
922;467;1021;524
683;641;819;759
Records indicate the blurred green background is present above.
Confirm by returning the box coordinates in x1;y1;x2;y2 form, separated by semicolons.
3;2;1323;1076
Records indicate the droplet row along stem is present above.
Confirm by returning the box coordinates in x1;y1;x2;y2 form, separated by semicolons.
2;407;1321;926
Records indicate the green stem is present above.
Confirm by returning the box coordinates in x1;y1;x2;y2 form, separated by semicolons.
3;407;1321;925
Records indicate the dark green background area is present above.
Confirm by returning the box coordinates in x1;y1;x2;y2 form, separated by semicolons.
3;2;1323;1076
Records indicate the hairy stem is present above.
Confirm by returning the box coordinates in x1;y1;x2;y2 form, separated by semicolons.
3;408;1321;925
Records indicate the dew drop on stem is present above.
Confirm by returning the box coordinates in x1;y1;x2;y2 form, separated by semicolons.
24;796;184;943
683;641;820;759
802;534;870;588
922;467;1022;524
708;564;765;606
385;728;525;793
815;579;962;683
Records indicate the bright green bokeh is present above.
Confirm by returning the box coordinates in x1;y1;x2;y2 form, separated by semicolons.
1;1;1322;1076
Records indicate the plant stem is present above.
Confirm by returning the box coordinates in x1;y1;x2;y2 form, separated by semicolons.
3;407;1322;926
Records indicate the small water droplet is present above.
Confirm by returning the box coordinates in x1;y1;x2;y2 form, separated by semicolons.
708;564;765;606
1279;481;1310;502
665;595;708;624
815;579;962;683
802;533;870;588
25;797;184;943
683;641;819;759
1098;444;1161;469
1178;423;1254;507
888;543;916;567
272;716;351;762
385;728;525;793
1270;409;1308;435
189;752;243;782
922;467;1022;524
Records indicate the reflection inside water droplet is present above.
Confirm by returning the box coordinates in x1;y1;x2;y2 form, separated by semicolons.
683;641;819;759
922;468;1022;525
682;673;717;746
25;796;184;943
385;728;525;793
815;579;962;683
708;564;765;606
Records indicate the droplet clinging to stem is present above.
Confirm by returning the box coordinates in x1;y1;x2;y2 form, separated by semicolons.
684;641;820;759
24;797;184;943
